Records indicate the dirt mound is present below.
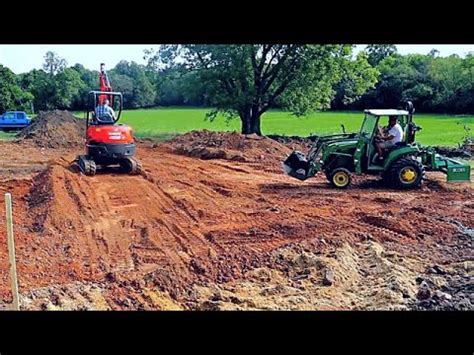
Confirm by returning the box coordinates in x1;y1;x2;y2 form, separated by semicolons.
268;135;318;152
165;130;292;168
17;110;84;148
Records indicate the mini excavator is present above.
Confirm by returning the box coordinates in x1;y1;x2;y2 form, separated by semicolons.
76;63;141;175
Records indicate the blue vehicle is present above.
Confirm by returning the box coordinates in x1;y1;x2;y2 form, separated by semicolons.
0;111;31;131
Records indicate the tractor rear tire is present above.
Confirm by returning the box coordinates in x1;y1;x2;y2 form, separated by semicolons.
78;156;97;176
381;170;391;185
387;157;424;189
328;167;352;189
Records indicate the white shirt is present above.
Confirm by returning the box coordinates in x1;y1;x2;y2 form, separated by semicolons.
387;124;403;144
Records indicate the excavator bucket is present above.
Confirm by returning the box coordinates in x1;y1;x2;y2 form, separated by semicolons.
282;151;310;181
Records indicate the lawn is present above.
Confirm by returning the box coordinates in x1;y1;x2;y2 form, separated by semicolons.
0;131;16;140
117;108;473;146
3;108;473;146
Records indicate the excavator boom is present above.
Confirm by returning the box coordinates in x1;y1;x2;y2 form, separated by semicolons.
98;63;112;105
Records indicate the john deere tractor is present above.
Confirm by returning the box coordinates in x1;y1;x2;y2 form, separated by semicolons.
283;101;471;189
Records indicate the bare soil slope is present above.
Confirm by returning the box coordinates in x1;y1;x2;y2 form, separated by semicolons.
0;131;472;310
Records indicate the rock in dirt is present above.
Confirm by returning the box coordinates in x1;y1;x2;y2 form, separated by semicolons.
432;265;447;275
416;281;431;300
17;110;84;148
415;276;425;284
434;290;452;301
455;298;472;310
322;268;335;286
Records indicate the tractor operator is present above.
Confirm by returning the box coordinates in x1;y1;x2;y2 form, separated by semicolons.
375;115;404;160
94;99;116;123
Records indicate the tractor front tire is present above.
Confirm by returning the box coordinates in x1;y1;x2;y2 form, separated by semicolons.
328;167;352;189
388;157;424;189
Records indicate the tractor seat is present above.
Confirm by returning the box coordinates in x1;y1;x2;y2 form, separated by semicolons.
386;141;408;153
373;142;408;164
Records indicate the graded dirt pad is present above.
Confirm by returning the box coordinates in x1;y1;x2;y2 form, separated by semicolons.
0;135;472;310
17;110;85;148
164;130;293;173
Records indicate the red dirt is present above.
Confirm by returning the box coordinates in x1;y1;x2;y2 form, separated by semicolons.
164;130;292;172
16;110;84;148
0;131;472;310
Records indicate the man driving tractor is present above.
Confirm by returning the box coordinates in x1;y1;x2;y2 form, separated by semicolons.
375;115;404;161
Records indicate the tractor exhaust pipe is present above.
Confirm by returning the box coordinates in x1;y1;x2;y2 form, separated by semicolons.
282;151;310;181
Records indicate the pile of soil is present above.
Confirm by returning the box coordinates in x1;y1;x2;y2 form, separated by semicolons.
435;140;473;159
268;134;318;152
17;110;84;148
166;130;293;166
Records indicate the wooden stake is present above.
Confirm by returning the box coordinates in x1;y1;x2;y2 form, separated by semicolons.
5;193;19;310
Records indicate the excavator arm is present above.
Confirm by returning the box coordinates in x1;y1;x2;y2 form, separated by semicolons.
98;63;112;105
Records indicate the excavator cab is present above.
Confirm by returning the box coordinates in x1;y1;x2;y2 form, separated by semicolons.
88;91;122;125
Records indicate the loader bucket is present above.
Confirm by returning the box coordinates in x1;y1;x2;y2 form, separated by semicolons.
282;151;310;181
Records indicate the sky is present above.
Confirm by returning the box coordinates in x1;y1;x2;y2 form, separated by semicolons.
0;44;473;74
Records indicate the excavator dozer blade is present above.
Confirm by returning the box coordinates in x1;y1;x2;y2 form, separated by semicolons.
282;151;310;181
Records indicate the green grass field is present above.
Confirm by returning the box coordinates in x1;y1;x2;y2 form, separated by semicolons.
117;108;473;146
0;131;15;140
2;108;473;146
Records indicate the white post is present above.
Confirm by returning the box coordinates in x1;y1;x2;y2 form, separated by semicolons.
5;193;19;311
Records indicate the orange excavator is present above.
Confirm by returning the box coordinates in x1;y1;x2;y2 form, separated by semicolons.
76;63;141;175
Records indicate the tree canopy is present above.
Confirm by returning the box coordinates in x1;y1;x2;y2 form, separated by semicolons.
146;45;378;134
1;47;473;120
0;65;33;113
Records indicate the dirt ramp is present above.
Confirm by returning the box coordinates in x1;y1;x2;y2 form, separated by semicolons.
17;110;84;148
165;130;292;169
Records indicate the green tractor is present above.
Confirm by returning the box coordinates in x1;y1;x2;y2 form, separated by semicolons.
283;101;471;189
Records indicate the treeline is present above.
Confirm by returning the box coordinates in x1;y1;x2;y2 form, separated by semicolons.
0;47;473;114
334;48;474;114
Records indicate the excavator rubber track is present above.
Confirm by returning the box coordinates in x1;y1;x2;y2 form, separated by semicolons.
77;155;97;176
120;157;142;175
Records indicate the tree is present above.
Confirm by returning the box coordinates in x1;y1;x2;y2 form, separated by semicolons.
19;69;55;110
52;68;85;109
108;73;135;108
147;45;378;135
0;65;33;113
155;68;208;106
110;61;156;108
366;45;397;66
42;51;67;75
70;64;98;110
20;66;85;110
352;52;474;114
332;51;380;109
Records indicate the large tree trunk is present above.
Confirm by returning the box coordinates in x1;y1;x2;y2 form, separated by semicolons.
250;113;262;136
240;109;263;135
240;112;252;134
